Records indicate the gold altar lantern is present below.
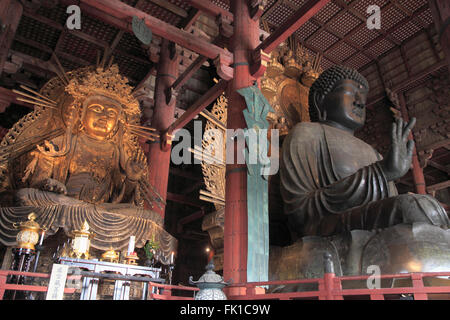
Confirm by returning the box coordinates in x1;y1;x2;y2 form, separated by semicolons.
101;249;120;263
13;213;42;250
70;220;94;259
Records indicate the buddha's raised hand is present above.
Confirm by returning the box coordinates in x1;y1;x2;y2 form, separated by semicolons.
125;148;147;181
380;117;416;181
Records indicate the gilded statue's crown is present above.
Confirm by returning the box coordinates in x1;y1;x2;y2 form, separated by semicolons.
65;64;140;116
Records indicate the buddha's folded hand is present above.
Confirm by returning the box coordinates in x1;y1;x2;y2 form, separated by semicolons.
35;178;67;195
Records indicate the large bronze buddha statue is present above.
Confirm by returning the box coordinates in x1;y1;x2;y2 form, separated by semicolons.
0;64;176;263
270;65;450;283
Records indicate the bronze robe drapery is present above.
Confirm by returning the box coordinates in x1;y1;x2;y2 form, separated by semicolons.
280;122;449;238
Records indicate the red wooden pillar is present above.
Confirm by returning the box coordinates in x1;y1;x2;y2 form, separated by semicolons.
0;0;23;77
428;0;450;71
147;39;179;218
223;0;260;296
398;92;426;194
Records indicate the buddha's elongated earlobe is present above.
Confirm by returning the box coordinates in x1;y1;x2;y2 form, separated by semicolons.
312;90;326;122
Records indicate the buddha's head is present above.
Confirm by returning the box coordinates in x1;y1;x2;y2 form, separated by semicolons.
81;94;122;140
65;65;141;141
309;65;369;131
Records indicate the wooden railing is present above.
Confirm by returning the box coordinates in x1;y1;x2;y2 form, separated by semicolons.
0;269;198;300
3;268;450;300
227;272;450;300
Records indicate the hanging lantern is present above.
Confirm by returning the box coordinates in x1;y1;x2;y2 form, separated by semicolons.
70;220;94;259
13;213;42;251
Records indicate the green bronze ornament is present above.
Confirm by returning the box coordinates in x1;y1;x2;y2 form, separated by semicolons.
237;83;274;284
132;16;152;45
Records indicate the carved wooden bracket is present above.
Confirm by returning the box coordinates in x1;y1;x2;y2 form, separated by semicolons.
160;131;174;152
418;149;434;168
249;0;267;21
214;54;233;80
250;49;270;78
164;86;178;106
216;14;233;39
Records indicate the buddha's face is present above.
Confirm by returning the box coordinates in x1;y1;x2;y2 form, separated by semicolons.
321;79;368;131
82;95;121;140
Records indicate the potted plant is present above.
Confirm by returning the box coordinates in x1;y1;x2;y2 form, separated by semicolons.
144;235;160;267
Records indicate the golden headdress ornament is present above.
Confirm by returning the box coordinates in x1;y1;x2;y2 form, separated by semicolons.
65;64;140;116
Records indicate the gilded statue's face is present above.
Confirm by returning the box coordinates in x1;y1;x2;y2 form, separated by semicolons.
82;95;121;140
322;79;368;131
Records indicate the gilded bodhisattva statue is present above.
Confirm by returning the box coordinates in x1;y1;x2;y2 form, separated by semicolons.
0;64;176;263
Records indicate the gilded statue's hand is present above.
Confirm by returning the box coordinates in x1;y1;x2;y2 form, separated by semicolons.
380;117;416;181
125;149;146;181
38;178;67;195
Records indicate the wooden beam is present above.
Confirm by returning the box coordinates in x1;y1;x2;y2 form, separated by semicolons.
427;180;450;193
0;0;23;77
171;56;208;92
9;50;56;78
167;79;228;134
181;180;205;195
13;35;92;67
428;160;450;175
22;9;150;66
149;0;188;18
81;0;233;66
264;19;341;65
179;8;201;31
0;87;34;109
342;3;429;66
261;0;283;19
169;167;200;180
256;0;330;54
178;209;205;226
166;192;205;208
391;60;447;93
184;0;234;22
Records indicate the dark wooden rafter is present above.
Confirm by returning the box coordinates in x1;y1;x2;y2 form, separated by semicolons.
184;0;234;22
165;79;228;135
166;192;205;208
181;180;205;195
179;8;201;31
263;19;340;65
427;180;450;193
13;34;91;67
341;3;429;65
149;0;188;18
256;0;330;54
169;167;200;180
399;43;411;77
0;0;23;76
391;60;447;93
428;160;450;175
20;9;149;66
0;86;34;110
424;27;440;62
261;0;283;20
79;0;233;66
250;0;330;77
282;0;377;64
178;209;205;225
